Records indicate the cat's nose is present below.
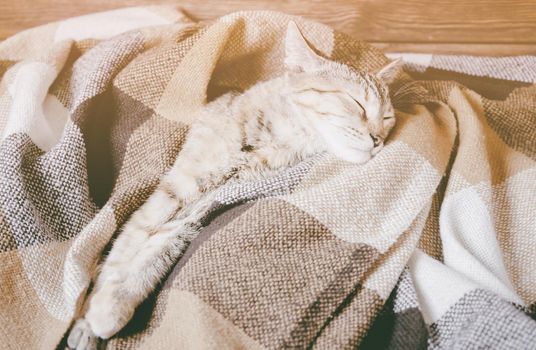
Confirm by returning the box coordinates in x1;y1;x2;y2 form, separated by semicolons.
370;134;382;147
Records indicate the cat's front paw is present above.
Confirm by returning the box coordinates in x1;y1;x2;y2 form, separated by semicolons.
67;318;100;350
85;286;134;339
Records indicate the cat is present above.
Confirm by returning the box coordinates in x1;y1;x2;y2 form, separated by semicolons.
67;21;401;350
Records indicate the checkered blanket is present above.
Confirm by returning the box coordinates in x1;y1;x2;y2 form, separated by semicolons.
1;7;535;350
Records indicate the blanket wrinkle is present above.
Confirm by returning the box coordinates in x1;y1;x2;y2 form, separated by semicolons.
0;6;535;350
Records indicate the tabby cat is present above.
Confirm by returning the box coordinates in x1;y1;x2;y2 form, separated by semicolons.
67;21;401;350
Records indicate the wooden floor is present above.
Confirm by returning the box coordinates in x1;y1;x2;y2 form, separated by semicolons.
1;0;536;55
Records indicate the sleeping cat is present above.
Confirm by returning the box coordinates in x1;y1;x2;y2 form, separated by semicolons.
67;21;401;350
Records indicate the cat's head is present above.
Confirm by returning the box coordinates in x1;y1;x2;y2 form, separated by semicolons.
284;21;401;164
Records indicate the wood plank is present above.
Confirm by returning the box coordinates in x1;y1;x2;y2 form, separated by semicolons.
1;0;536;45
372;43;536;56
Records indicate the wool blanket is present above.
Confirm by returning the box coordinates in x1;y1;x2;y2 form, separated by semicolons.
1;6;535;350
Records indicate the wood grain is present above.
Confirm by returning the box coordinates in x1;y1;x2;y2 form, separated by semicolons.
372;43;536;56
1;0;536;55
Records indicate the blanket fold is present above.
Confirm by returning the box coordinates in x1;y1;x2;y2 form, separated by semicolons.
0;6;535;350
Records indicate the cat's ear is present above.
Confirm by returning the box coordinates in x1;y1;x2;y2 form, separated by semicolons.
376;58;403;85
284;21;326;72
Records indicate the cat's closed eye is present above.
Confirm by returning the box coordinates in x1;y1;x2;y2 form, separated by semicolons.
350;96;366;113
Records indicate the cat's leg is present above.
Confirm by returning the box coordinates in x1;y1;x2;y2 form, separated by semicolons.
67;176;222;349
66;171;203;349
68;123;237;349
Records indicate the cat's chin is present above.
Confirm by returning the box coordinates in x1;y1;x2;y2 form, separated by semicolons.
337;151;372;164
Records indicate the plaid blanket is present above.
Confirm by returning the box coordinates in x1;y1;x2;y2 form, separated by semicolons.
1;6;535;350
